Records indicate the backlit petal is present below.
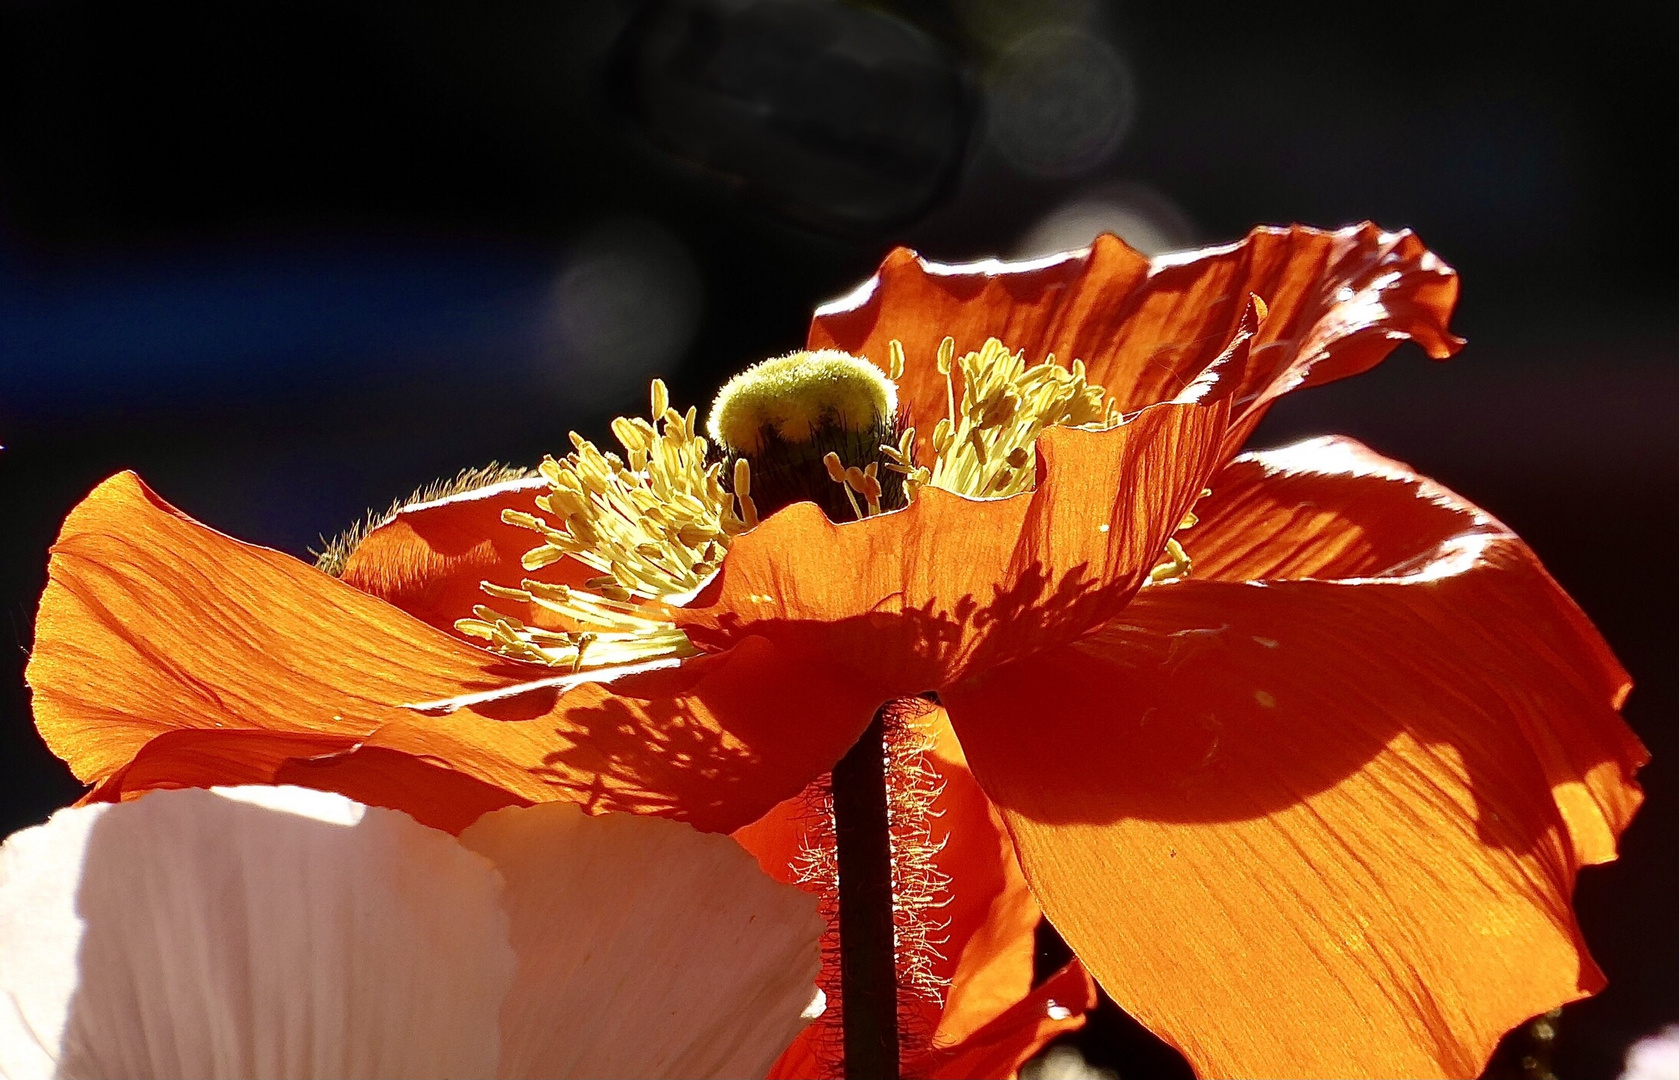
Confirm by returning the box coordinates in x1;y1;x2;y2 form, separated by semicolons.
339;477;591;633
677;396;1227;698
0;786;512;1079
1188;436;1509;583
918;961;1096;1080
920;709;1045;1052
1187;437;1644;858
810;224;1460;456
461;803;822;1079
86;728;529;835
942;443;1645;1078
28;472;878;833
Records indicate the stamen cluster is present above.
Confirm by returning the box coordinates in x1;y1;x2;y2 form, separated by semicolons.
920;336;1122;499
520;379;751;598
879;335;1197;581
456;381;750;670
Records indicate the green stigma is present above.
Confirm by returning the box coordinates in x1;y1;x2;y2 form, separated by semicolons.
707;350;897;456
707;349;905;523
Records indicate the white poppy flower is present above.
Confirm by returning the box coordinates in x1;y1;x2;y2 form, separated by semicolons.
0;786;823;1079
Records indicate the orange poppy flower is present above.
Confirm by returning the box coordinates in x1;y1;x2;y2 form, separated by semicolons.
24;224;1646;1079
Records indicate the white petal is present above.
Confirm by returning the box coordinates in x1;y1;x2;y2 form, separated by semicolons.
1625;1025;1679;1080
460;803;822;1079
0;786;514;1079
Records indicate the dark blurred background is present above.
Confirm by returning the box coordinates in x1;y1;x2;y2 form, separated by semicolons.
1;1;1673;1076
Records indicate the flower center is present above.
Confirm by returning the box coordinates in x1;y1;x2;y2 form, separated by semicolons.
708;349;907;523
463;338;1197;668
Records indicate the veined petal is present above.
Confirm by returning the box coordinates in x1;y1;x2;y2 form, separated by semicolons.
85;728;530;835
1187;437;1645;857
677;395;1228;698
28;473;878;833
918;961;1096;1080
461;803;822;1079
1186;435;1509;583
338;476;590;633
810;224;1460;456
942;441;1645;1079
0;786;513;1079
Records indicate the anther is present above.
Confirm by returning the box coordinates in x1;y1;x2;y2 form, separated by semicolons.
908;334;1121;500
733;458;760;529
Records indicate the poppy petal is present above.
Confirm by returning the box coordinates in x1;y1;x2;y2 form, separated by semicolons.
810;223;1459;456
85;728;531;835
917;960;1096;1080
28;472;878;833
941;445;1645;1078
0;786;514;1078
677;395;1228;699
1186;437;1644;859
1186;436;1510;583
461;802;823;1079
1;787;824;1080
920;707;1045;1051
338;476;592;634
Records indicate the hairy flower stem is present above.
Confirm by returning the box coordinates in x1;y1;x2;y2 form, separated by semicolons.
832;704;902;1080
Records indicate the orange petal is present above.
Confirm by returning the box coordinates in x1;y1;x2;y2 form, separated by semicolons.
28;472;878;833
915;960;1096;1080
339;477;595;633
84;728;532;835
810;224;1460;456
1188;435;1508;583
1189;437;1645;859
941;443;1645;1078
677;395;1228;699
921;708;1044;1051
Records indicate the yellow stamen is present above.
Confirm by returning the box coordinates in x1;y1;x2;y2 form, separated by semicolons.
896;333;1206;579
824;452;865;520
516;379;748;599
1144;493;1209;585
903;335;1122;500
463;378;752;670
879;426;929;503
456;579;702;670
1148;537;1193;584
824;454;889;520
733;457;760;529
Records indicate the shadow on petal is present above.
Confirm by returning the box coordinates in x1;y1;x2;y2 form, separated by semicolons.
938;441;1645;1079
678;397;1227;700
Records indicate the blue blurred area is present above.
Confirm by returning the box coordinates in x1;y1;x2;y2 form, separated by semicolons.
0;238;553;433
